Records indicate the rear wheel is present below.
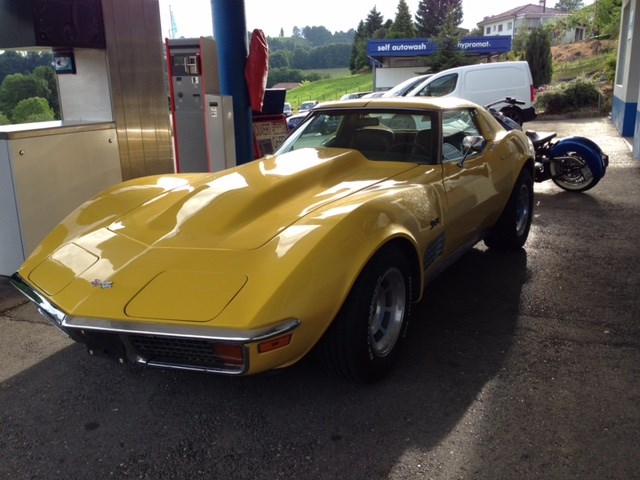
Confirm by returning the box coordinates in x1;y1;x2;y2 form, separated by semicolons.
500;106;523;126
322;248;412;383
485;168;534;251
550;148;600;192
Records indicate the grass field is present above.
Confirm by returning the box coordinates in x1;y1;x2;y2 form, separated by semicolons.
286;72;373;110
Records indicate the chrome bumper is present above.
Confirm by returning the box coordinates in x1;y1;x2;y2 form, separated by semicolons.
10;273;300;375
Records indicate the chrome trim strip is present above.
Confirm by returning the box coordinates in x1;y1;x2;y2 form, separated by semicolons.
142;360;245;376
63;317;301;343
10;273;67;326
423;232;485;285
10;273;301;343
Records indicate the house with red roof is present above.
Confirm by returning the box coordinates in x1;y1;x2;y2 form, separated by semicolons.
478;1;585;43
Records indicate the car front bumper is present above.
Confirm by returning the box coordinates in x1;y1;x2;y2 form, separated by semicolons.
10;273;300;375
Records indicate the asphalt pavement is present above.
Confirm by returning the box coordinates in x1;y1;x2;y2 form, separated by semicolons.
1;116;638;479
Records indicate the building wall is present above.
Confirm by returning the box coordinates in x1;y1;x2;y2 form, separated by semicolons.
612;0;640;160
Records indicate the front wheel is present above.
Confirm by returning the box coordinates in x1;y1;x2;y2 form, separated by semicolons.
550;149;600;192
485;168;534;251
322;248;412;383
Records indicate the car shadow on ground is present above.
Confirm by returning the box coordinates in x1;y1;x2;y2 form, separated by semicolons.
0;248;528;480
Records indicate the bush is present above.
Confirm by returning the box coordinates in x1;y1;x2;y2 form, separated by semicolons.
11;96;55;124
535;77;603;114
0;112;9;125
604;52;617;83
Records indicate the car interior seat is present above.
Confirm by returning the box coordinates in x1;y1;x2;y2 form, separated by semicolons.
411;129;434;163
350;128;394;153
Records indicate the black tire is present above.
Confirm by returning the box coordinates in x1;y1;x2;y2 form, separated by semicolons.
484;168;534;251
500;106;523;126
322;247;412;383
550;147;600;192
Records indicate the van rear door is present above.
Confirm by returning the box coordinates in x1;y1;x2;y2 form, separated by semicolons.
462;65;529;107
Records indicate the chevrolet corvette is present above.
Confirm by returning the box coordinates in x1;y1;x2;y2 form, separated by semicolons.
12;97;535;383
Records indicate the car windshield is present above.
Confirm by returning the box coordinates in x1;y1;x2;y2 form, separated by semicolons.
384;74;432;97
275;108;438;164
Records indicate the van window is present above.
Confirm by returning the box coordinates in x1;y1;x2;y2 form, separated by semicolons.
465;67;524;93
416;73;458;97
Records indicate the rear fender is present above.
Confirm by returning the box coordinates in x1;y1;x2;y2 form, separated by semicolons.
550;137;607;180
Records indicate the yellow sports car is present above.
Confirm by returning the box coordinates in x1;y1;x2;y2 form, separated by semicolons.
11;97;534;383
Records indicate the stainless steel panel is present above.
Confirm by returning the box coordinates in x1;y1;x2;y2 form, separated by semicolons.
9;127;122;257
101;0;173;180
0;140;24;274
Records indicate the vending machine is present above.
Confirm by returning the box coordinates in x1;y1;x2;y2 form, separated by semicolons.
167;37;236;172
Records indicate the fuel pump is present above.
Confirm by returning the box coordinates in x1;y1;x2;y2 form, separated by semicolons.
167;37;236;173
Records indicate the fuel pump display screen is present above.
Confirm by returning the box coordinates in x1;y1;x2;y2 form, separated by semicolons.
172;54;201;76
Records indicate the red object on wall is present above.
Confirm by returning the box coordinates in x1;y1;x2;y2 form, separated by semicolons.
245;29;269;112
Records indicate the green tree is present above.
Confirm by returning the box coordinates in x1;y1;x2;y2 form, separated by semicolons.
389;0;415;39
0;73;50;117
554;0;584;12
526;27;553;86
0;50;52;85
593;0;622;37
512;28;530;54
415;0;462;38
32;66;60;118
0;112;9;125
429;8;467;72
291;47;310;69
11;97;55;124
269;50;290;69
349;20;368;73
349;7;388;73
302;26;333;46
279;28;284;38
365;7;385;37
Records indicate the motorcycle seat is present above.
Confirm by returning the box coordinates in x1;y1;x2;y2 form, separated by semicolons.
525;130;556;148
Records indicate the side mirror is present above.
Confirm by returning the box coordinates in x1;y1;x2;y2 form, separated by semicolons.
462;135;485;152
458;135;486;167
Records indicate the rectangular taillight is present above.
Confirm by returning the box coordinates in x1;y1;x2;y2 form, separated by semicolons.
530;85;536;102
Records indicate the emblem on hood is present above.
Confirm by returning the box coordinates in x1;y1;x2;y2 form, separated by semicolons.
91;279;113;289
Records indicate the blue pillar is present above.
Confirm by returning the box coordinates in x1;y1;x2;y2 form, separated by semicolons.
211;0;254;164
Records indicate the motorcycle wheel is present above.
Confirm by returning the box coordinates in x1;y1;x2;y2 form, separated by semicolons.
550;149;600;192
500;106;522;126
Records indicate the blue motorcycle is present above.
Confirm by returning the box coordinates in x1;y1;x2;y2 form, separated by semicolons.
487;98;609;192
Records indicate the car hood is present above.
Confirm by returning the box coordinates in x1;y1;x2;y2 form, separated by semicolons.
107;148;416;250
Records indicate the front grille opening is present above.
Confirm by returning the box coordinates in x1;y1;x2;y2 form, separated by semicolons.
128;334;245;372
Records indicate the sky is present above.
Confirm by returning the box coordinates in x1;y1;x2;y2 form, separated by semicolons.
158;0;595;40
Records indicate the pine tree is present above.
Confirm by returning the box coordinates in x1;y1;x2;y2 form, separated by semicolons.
389;0;415;39
429;8;467;71
525;28;553;86
415;0;463;38
365;7;385;37
349;7;389;73
349;21;367;73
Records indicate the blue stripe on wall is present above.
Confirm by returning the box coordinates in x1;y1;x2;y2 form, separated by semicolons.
612;95;637;137
634;109;640;161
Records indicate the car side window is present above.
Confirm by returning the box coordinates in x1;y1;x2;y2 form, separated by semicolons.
441;109;483;162
417;73;458;97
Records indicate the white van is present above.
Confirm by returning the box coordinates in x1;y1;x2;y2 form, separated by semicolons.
406;61;536;124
